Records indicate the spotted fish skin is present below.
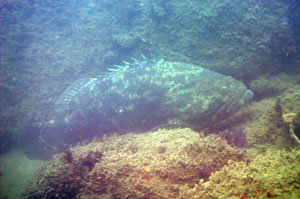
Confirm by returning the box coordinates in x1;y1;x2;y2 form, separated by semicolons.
52;59;253;137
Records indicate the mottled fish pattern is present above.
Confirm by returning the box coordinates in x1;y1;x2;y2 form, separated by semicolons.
53;58;253;136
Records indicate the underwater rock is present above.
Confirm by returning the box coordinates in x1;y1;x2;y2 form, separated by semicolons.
178;148;300;199
51;58;253;140
22;128;246;199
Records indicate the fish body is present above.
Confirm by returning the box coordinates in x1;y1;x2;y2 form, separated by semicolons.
53;59;253;136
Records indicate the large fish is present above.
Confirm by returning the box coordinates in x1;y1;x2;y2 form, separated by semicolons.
55;58;253;133
31;58;253;158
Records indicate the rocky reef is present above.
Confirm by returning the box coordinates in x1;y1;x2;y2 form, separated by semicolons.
23;128;246;199
22;128;300;199
178;149;300;199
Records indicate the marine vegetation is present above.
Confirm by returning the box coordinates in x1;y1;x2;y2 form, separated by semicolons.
23;149;103;199
222;127;248;149
178;149;300;199
22;128;300;199
22;128;246;199
282;112;300;145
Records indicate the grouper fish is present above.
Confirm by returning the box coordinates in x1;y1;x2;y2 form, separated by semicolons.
56;58;252;132
35;58;253;156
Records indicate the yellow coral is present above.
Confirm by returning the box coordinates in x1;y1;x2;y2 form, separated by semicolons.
282;113;297;124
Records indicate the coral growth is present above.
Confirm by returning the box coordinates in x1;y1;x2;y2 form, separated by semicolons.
178;149;300;199
23;149;102;198
222;127;248;149
282;113;300;145
22;128;300;199
220;72;300;150
22;128;245;199
282;113;297;124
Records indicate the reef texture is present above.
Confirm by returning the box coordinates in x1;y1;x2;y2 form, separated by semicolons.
23;128;300;199
178;149;300;199
23;128;246;199
216;72;300;151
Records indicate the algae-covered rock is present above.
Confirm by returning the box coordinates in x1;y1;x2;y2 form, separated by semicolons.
23;128;246;199
219;72;300;150
23;128;300;199
178;149;300;199
23;149;103;199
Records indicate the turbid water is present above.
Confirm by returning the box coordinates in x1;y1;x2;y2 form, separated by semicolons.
0;150;46;199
